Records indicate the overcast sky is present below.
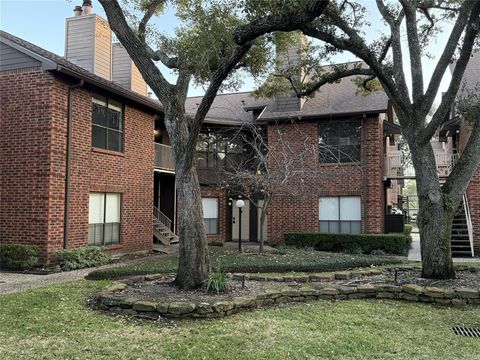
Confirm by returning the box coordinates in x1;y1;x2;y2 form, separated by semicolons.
1;0;455;101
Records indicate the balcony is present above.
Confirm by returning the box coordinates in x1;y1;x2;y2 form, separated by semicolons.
155;143;175;172
384;152;458;179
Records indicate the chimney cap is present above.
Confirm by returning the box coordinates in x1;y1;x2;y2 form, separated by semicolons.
82;0;92;6
73;5;83;14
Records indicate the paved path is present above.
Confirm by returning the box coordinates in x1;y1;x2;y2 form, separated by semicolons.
408;233;479;263
0;257;149;296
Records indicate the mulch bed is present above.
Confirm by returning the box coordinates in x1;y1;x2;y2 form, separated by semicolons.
119;268;480;304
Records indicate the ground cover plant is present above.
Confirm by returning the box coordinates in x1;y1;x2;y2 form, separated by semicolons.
1;280;479;360
0;244;39;270
87;248;404;280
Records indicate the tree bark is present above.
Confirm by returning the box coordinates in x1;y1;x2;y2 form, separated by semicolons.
258;196;271;254
409;140;456;279
174;165;209;288
164;101;209;289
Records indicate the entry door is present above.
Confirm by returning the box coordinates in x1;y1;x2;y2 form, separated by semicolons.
232;200;250;241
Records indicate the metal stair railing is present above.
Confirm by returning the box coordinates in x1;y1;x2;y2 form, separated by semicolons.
462;194;475;257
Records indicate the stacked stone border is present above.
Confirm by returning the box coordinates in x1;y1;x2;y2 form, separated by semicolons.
95;267;480;320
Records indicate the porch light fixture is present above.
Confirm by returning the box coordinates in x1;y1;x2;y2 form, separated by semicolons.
236;199;245;252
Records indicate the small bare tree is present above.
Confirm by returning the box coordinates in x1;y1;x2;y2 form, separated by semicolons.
215;120;361;253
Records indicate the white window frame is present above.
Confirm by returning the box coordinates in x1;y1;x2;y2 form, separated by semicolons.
201;198;219;235
319;196;361;234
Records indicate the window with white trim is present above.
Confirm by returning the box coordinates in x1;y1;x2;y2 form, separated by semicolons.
88;193;121;246
202;198;219;234
319;196;361;234
92;95;123;152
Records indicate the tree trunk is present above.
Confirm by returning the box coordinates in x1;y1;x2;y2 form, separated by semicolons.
409;141;456;279
258;196;271;254
164;102;209;289
174;165;210;289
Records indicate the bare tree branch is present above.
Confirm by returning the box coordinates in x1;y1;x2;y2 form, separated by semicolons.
400;0;424;103
137;0;165;42
421;1;480;143
296;67;375;97
186;0;331;170
421;1;477;116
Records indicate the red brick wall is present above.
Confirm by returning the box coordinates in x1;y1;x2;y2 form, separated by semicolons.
458;119;480;254
0;68;155;263
200;186;227;242
266;116;384;244
54;80;155;259
0;68;55;261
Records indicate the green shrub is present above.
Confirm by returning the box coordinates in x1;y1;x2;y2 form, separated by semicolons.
284;232;411;256
204;269;229;294
404;224;413;236
56;247;112;271
0;244;39;270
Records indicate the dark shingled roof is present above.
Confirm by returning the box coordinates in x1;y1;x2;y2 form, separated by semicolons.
186;62;389;124
0;30;162;112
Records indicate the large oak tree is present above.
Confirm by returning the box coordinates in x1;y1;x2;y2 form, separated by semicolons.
98;0;330;289
259;0;479;278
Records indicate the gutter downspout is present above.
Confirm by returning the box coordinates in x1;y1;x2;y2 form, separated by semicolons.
64;79;84;249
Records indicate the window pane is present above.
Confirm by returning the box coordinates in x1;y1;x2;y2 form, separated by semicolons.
104;223;113;246
351;221;361;234
329;221;339;233
318;120;361;163
319;221;329;233
202;198;218;218
92;103;108;126
319;197;339;220
90;223;104;246
105;193;120;223
340;197;361;220
202;198;218;219
340;221;351;234
92;125;107;149
89;193;104;224
107;130;122;152
108;108;122;130
111;223;120;244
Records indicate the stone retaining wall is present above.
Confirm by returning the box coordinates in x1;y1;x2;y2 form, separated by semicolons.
96;279;480;320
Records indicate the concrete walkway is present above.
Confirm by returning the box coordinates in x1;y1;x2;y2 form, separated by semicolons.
0;256;152;296
408;233;479;263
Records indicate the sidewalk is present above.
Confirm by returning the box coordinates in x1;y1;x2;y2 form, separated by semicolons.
0;255;155;296
408;233;479;262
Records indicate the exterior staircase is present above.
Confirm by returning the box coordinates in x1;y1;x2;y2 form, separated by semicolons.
153;206;178;246
451;195;474;257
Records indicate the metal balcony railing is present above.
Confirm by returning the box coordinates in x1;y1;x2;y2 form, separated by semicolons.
154;143;175;171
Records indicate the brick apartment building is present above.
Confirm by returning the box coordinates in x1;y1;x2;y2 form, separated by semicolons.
1;5;477;264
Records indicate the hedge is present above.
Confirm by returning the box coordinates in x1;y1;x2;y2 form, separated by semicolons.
285;232;412;256
0;244;39;270
56;247;112;271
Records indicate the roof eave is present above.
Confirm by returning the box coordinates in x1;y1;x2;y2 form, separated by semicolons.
56;65;163;112
260;109;388;122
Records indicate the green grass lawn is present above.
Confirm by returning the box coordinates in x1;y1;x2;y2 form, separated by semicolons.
1;280;479;360
88;248;404;279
